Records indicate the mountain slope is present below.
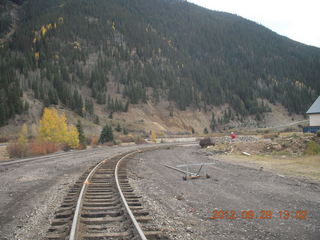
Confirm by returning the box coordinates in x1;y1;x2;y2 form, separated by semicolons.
0;0;320;128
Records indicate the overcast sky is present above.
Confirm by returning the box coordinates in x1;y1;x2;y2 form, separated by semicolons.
188;0;320;48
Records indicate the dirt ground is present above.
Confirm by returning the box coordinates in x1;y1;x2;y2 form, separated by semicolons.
127;145;320;240
0;144;160;240
219;154;320;181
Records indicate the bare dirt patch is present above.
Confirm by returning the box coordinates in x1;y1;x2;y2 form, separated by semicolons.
127;146;320;240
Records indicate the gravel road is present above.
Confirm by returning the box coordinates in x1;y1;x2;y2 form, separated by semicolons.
0;145;157;240
127;145;320;240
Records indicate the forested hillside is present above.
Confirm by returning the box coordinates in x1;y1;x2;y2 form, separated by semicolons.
1;0;320;127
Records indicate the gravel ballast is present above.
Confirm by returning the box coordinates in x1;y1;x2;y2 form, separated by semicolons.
0;145;156;240
127;145;320;240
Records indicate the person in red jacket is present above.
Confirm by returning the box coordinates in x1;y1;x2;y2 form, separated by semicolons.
230;132;237;140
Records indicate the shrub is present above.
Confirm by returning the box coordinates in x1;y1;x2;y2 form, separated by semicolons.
134;135;147;144
304;141;320;155
104;141;114;146
87;136;98;147
29;141;59;155
317;131;320;138
151;131;157;143
0;137;9;143
7;142;28;158
263;133;279;139
118;134;135;143
7;141;60;158
113;139;122;145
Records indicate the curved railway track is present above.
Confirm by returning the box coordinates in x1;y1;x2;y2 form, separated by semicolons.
46;149;168;240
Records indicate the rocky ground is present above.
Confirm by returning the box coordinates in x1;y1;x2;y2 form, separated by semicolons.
127;145;320;240
0;138;319;240
0;144;160;240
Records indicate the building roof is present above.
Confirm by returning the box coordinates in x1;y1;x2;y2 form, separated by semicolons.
306;96;320;114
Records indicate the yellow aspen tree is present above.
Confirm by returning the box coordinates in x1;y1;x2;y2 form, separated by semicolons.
35;52;40;61
66;125;79;148
151;131;157;143
39;108;68;143
56;113;69;143
18;124;28;145
41;25;47;36
39;108;79;149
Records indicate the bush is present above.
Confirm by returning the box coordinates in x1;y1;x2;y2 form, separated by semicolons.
0;137;9;143
7;142;28;158
317;131;320;138
7;141;60;158
134;135;147;144
29;141;59;155
104;141;114;146
113;139;122;145
87;136;99;147
304;141;320;155
118;134;135;143
263;133;279;140
61;143;71;152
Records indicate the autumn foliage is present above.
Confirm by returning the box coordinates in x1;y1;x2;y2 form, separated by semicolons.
39;108;79;148
7;108;80;158
151;131;157;143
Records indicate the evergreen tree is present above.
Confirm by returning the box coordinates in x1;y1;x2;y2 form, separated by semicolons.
94;115;100;125
99;124;113;144
124;101;129;112
115;123;122;132
76;120;86;146
210;112;217;131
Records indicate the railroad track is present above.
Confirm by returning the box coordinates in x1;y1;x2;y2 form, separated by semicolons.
46;150;168;240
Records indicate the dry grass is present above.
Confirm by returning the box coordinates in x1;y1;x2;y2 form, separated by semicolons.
220;154;320;181
0;146;9;161
87;136;99;147
7;141;60;158
7;143;29;158
118;134;135;143
304;141;320;155
134;135;147;144
29;141;60;155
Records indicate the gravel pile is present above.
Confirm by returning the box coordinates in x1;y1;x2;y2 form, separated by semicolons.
263;135;317;155
212;135;259;144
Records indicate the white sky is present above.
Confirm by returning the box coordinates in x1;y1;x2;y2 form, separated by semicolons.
187;0;320;48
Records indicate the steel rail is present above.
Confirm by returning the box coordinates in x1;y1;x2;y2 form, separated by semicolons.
68;153;118;240
68;150;147;240
115;151;148;240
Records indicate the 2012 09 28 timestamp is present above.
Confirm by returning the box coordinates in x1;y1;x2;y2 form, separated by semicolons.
210;210;308;220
